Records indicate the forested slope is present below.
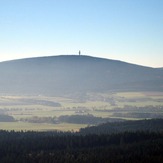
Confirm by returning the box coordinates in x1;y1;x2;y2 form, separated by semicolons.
79;119;163;135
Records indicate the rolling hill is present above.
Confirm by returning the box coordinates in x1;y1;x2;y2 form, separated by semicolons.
0;55;162;95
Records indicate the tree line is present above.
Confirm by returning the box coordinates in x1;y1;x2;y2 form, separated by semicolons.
0;119;163;162
0;130;163;163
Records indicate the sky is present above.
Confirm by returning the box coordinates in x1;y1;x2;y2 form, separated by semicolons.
0;0;163;67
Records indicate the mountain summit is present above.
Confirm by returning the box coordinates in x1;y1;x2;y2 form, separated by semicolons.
0;55;162;95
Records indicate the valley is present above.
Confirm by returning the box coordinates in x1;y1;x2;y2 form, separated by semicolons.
1;91;163;131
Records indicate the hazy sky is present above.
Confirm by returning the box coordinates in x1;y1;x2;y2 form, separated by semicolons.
0;0;163;67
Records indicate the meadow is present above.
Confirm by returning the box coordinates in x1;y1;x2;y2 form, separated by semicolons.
0;91;163;131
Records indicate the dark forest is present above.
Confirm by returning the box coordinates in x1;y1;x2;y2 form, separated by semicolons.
0;119;163;163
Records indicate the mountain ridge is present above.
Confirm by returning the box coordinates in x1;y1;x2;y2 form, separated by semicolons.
0;55;155;69
0;55;162;95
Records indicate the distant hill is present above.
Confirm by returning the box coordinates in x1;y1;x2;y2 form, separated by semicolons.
0;55;163;95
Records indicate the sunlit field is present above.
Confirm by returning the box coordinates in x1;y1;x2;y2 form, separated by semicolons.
0;91;163;131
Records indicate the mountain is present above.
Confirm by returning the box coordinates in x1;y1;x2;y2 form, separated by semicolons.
0;55;163;95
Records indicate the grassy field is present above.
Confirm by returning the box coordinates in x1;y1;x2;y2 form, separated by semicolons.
0;91;163;131
0;122;87;131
